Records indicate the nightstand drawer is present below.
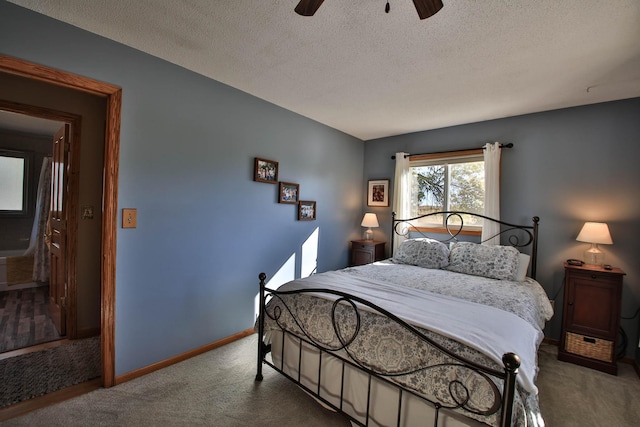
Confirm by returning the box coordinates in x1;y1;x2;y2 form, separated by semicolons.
565;332;613;363
569;270;613;283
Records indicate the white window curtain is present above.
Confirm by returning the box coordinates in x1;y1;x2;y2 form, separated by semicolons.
482;142;501;245
392;152;411;255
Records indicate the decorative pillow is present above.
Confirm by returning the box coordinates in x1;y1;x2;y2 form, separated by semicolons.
394;238;450;269
446;242;520;280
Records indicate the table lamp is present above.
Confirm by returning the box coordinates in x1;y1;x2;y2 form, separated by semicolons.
361;213;379;241
576;222;613;266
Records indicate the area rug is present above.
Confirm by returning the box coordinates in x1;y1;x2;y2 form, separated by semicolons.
6;255;34;286
0;336;101;408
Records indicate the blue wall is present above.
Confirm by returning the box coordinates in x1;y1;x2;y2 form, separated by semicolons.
0;1;364;375
364;98;640;356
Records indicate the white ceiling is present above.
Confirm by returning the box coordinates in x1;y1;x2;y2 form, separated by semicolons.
0;109;62;137
6;0;640;140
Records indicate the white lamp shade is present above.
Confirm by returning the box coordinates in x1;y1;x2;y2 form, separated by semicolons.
576;222;613;245
361;213;379;228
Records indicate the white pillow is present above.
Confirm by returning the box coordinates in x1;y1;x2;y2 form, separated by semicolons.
394;238;450;269
515;253;531;282
446;242;520;280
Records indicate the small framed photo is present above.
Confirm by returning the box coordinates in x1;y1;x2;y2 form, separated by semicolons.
367;179;389;207
279;182;300;204
254;157;278;184
298;201;316;221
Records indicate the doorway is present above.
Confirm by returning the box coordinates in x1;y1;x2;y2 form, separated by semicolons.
0;111;68;353
0;54;121;387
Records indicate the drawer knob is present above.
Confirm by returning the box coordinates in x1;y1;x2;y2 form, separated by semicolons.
591;274;597;279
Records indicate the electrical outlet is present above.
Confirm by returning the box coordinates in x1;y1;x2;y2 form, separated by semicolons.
122;208;137;228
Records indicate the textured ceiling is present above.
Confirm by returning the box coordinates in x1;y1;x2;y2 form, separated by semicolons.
6;0;640;140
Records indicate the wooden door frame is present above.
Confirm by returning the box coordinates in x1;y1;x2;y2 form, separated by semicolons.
0;54;121;387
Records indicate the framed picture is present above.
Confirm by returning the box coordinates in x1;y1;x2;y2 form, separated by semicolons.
367;179;389;207
279;182;300;204
254;157;278;184
298;200;316;221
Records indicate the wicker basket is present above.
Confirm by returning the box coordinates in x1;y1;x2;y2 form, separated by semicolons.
565;332;613;362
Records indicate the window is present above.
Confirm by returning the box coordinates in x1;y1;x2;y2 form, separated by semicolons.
409;150;484;232
0;149;32;216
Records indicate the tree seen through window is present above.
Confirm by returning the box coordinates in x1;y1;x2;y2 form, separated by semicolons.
410;159;484;227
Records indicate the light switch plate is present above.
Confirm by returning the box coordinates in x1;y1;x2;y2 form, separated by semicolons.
122;208;137;228
81;206;94;219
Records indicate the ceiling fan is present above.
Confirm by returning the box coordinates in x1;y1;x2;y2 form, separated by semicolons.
295;0;444;20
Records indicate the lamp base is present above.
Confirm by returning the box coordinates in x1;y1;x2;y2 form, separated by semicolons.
584;244;605;266
364;228;373;241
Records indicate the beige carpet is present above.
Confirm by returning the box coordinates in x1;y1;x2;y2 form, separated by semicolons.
2;335;350;427
2;336;638;426
537;343;640;426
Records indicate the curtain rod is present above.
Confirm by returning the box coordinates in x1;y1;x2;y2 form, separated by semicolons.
390;143;513;159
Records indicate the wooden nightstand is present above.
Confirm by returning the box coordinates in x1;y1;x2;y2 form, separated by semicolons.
350;240;385;266
558;262;625;374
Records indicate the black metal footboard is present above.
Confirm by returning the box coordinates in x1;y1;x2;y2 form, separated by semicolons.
255;272;521;427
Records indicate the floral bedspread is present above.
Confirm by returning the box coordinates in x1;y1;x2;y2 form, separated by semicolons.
260;262;553;427
346;260;554;330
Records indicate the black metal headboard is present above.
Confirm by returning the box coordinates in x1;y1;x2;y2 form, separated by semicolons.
391;211;540;280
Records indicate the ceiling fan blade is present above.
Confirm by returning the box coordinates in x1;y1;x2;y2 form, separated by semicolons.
295;0;326;16
412;0;443;19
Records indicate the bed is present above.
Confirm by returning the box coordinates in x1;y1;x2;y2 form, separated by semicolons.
255;212;553;426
